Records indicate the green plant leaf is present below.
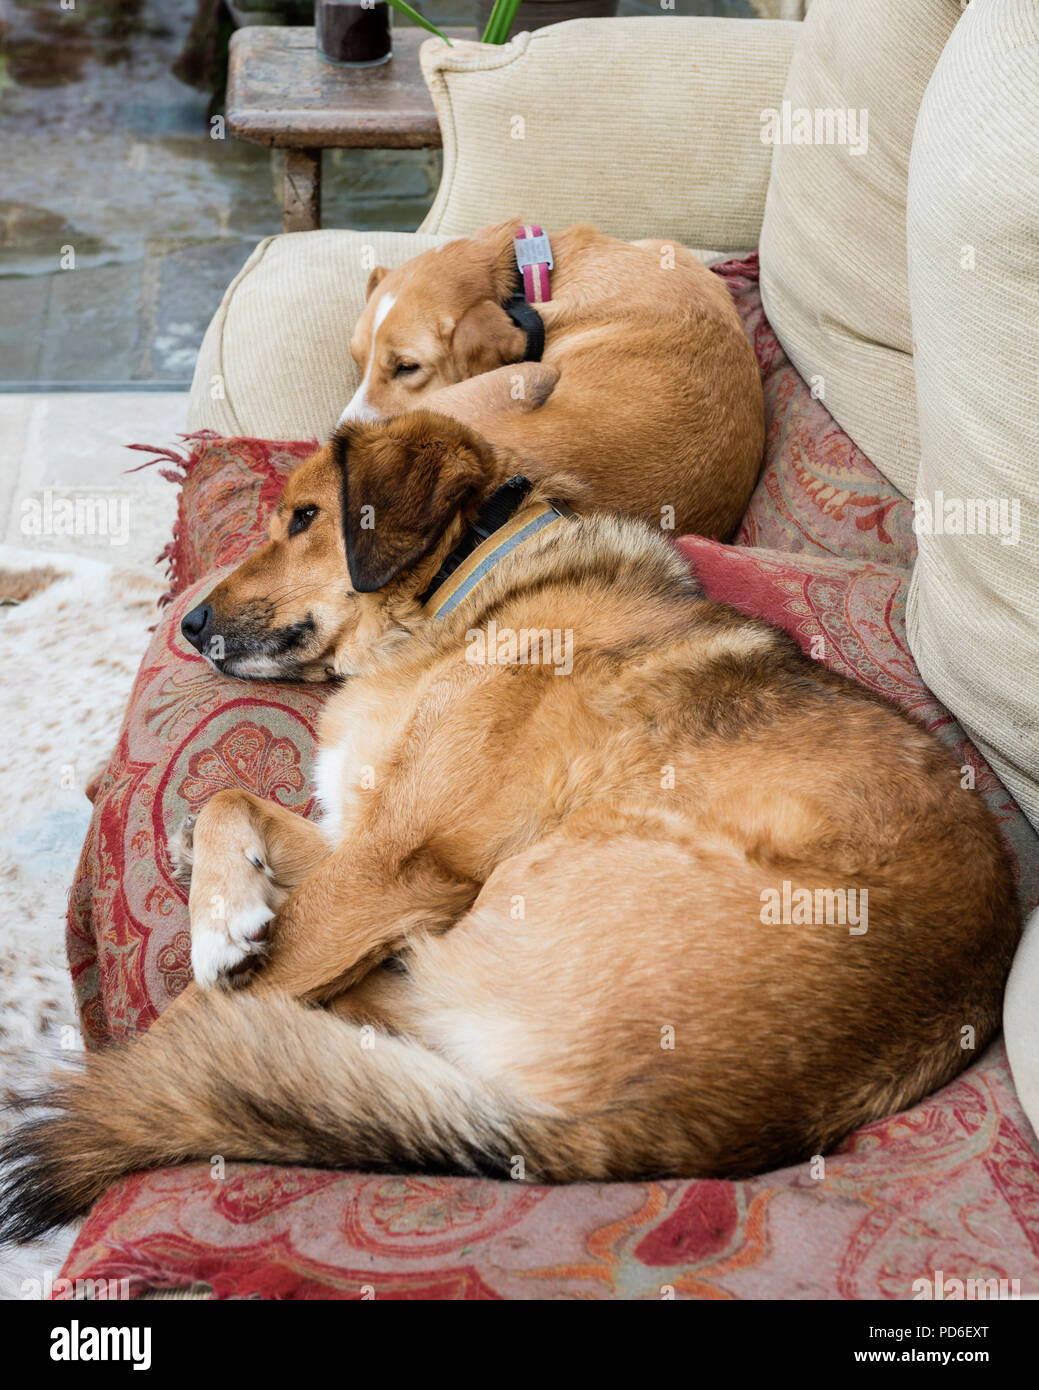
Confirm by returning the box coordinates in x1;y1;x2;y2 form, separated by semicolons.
386;0;453;45
481;0;523;44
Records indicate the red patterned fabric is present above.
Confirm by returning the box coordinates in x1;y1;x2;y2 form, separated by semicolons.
68;606;329;1041
60;258;1039;1298
134;435;316;608
716;255;918;570
54;1060;1039;1299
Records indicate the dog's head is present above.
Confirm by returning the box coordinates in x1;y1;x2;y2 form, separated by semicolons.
341;221;529;423
179;412;508;681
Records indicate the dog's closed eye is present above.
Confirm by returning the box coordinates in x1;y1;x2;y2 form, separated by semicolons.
288;506;319;537
394;362;420;378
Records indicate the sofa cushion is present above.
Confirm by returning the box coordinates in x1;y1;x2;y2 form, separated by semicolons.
758;0;962;498
418;18;799;249
67;595;330;1042
53;1032;1039;1298
716;257;916;570
64;532;1039;1297
149;435;317;609
905;0;1039;833
902;0;1039;1161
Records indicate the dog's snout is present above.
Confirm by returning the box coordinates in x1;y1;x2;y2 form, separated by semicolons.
181;603;213;651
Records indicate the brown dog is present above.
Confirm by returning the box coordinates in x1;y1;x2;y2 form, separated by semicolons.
340;219;764;540
0;411;1020;1239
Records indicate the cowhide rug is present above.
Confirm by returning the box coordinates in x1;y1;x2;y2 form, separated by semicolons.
0;546;165;1298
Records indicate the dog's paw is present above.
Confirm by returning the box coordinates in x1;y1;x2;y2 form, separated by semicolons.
189;848;279;990
191;903;273;990
423;362;560;426
168;817;197;886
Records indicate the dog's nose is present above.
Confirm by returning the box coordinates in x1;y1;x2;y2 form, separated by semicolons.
180;603;213;651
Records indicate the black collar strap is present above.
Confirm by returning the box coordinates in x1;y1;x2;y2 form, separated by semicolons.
418;475;535;607
421;489;572;620
501;267;545;363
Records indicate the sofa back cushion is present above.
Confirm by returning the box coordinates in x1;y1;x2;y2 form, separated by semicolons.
758;0;961;498
905;0;1039;832
419;17;798;251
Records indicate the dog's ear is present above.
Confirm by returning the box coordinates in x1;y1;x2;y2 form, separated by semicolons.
448;300;526;376
365;266;388;300
336;412;491;593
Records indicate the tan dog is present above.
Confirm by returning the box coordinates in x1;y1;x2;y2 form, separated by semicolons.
0;411;1020;1240
340;219;764;541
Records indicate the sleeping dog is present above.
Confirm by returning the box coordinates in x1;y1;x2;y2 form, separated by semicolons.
340;220;765;541
0;412;1019;1239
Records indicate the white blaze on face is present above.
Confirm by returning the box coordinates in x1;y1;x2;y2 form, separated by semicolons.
339;291;396;424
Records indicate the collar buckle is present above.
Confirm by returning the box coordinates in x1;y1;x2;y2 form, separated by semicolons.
514;232;554;272
514;225;553;307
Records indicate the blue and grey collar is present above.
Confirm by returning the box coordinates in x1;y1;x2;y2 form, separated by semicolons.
420;475;571;619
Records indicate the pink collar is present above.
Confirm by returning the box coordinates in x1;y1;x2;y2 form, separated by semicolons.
514;224;553;304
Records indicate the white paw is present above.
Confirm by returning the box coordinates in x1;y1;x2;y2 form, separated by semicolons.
191;905;274;989
189;845;279;990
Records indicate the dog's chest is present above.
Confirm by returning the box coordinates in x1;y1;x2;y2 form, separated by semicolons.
313;700;392;844
313;739;352;844
312;670;440;844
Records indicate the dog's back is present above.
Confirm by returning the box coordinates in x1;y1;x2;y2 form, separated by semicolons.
318;511;1016;1176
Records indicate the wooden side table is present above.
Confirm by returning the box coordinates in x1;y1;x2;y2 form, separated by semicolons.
226;25;475;233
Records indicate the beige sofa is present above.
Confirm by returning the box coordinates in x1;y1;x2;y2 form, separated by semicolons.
188;0;1039;1135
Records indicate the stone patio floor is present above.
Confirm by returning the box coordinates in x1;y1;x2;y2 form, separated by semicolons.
1;0;753;392
1;0;756;581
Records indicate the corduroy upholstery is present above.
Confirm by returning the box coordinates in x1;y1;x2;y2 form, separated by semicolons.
905;0;1039;833
758;0;963;500
418;18;798;247
189;230;450;440
901;0;1039;1127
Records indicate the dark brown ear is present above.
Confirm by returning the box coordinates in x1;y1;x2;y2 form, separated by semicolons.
366;265;388;299
449;299;526;376
336;412;492;593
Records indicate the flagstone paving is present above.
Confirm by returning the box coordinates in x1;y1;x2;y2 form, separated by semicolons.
0;0;751;390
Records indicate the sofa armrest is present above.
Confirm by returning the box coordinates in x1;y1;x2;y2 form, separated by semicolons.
187;229;450;437
419;17;799;253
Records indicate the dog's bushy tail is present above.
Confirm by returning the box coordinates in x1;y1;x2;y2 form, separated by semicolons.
0;992;573;1245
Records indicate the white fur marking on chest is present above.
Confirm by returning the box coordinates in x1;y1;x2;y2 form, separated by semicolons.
314;715;377;845
314;742;347;843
